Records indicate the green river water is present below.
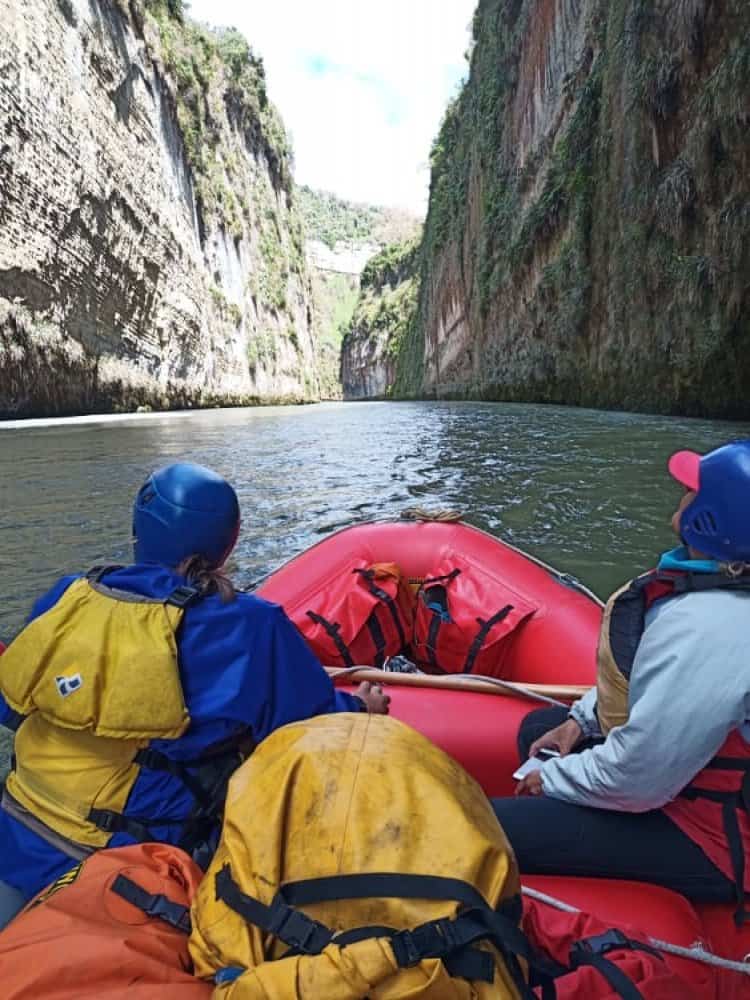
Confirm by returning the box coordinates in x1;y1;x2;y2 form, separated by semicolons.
2;399;749;641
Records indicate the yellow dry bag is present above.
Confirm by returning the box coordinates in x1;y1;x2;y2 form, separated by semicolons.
189;714;534;999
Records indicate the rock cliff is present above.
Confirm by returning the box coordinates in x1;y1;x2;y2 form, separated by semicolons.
0;0;318;418
298;185;420;400
394;0;750;418
342;239;419;399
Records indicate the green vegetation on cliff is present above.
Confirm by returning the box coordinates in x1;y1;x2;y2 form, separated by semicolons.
395;0;750;417
313;271;360;398
140;1;293;205
298;186;420;249
136;0;314;382
341;239;420;396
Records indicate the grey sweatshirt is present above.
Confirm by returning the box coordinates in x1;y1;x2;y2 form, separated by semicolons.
540;589;750;811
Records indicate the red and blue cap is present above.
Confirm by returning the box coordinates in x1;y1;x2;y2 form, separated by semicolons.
667;442;750;561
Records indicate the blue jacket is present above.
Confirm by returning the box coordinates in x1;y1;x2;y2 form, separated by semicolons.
0;564;360;898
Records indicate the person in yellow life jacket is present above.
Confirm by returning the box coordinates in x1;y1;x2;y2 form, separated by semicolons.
492;441;750;923
0;462;388;922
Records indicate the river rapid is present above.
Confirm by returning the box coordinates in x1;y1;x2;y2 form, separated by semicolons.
2;400;749;643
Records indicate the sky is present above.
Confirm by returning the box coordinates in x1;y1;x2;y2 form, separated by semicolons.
188;0;477;215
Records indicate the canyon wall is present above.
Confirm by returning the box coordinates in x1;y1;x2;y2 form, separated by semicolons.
394;0;750;418
0;0;317;417
341;239;419;399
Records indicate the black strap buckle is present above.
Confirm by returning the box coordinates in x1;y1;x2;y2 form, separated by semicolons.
141;892;192;932
167;585;201;608
572;929;629;959
89;808;120;834
269;904;332;954
111;875;191;933
391;927;423;966
391;918;459;967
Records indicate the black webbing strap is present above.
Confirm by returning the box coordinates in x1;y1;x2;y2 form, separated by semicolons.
333;922;496;983
425;610;442;671
284;876;539;995
420;569;461;587
570;929;661;1000
667;572;750;595
724;797;749;925
463;605;513;674
88;808;156;843
216;865;538;992
215;865;334;955
86;564;125;583
89;806;190;843
306;611;355;668
384;597;407;651
111;874;191;932
703;757;750;773
86;566;200;609
134;748;215;809
366;614;387;669
354;569;408;651
280;872;492;909
679;781;749;924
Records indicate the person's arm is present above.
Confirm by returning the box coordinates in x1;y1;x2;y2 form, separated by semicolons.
568;686;602;739
540;592;750;811
247;606;387;742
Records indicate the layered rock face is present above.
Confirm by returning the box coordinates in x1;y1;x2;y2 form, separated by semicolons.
342;239;419;399
395;0;750;417
0;0;317;417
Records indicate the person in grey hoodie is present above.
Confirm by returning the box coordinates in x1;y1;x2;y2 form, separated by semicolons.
492;441;750;919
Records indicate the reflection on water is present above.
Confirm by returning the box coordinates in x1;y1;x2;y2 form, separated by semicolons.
2;400;749;640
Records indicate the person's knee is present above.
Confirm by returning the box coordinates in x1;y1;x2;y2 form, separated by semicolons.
517;706;568;761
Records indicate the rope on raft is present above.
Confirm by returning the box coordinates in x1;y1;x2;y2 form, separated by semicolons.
399;507;464;523
522;886;750;977
327;665;579;708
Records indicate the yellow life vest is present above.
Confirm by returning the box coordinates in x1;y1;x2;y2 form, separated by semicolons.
594;579;635;736
189;713;532;999
0;568;196;851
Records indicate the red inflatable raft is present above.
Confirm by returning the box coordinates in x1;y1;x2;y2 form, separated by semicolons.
259;517;750;996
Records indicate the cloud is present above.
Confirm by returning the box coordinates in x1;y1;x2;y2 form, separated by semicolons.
187;0;476;214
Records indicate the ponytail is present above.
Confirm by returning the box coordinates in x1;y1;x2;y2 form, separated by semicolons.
176;555;236;603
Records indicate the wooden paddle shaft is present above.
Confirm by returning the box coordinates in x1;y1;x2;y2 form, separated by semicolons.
326;666;589;704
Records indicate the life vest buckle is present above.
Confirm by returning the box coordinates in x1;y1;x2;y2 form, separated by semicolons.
166;585;201;609
89;809;120;834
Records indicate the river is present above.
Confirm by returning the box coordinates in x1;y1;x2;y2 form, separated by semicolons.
2;400;749;644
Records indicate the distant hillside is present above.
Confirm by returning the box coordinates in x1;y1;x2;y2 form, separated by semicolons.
298;186;420;399
298;186;420;252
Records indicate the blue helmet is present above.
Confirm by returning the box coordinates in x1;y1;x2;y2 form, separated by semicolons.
668;441;750;562
133;463;240;568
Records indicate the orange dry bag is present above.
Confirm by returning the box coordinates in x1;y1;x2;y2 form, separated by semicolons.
0;843;211;999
